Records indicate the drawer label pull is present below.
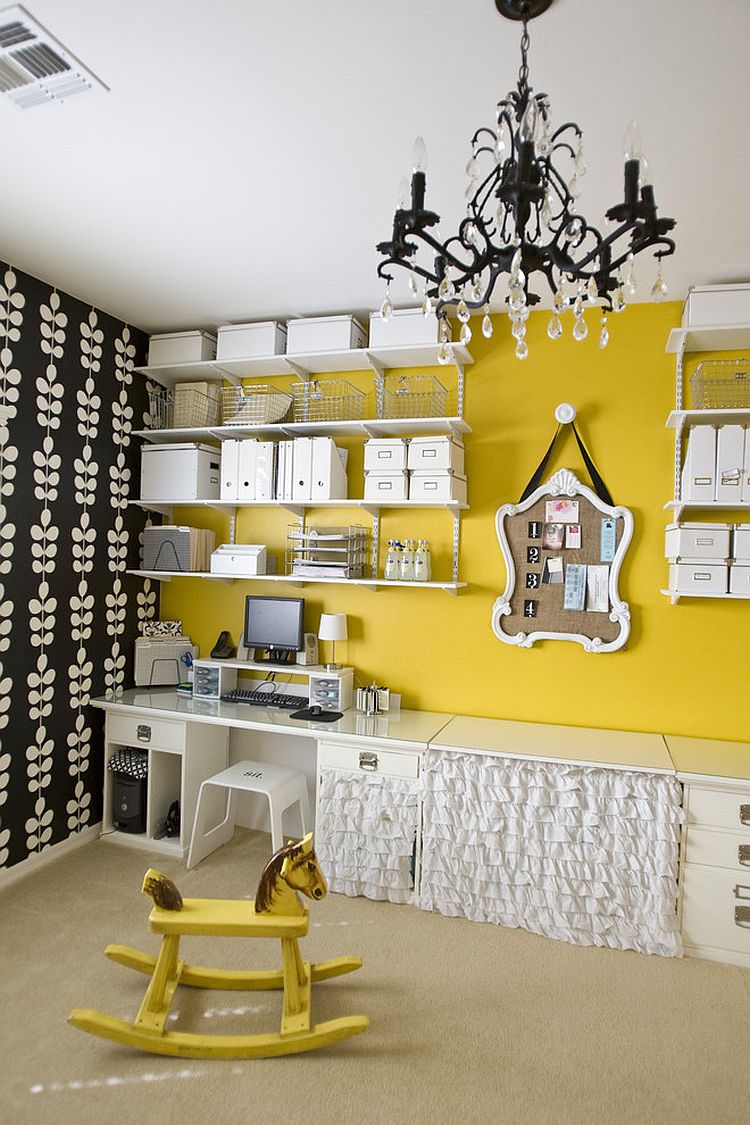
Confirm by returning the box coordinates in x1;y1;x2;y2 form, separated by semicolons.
136;724;151;743
734;883;750;900
735;905;750;929
741;804;750;827
739;845;750;867
359;751;378;772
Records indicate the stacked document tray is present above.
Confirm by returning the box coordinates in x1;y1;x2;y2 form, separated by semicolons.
286;525;367;580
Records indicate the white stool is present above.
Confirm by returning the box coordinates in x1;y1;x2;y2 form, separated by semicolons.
187;760;311;870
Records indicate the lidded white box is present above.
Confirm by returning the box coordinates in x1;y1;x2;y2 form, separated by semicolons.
363;438;409;472
363;471;409;501
368;307;444;348
148;331;217;366
682;284;750;328
668;562;728;595
216;321;287;360
729;565;750;595
664;522;731;561
407;435;464;474
286;315;367;354
733;525;750;560
409;470;467;504
140;443;221;501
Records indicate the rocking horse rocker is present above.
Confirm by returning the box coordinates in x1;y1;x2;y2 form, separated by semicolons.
68;833;368;1058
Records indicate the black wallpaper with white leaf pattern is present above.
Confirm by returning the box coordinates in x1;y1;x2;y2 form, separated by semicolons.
0;260;158;871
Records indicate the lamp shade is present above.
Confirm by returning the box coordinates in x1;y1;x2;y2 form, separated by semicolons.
318;613;347;642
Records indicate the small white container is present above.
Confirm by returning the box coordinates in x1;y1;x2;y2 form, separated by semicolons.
409;470;467;504
368;307;443;348
682;284;750;328
668;561;728;595
407;435;464;474
148;331;217;366
733;525;750;561
363;438;409;472
729;564;750;595
286;315;367;354
216;321;287;360
664;522;731;562
363;471;409;501
140;443;221;501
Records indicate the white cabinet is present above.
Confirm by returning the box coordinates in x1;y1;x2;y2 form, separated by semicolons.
314;740;421;905
102;709;228;857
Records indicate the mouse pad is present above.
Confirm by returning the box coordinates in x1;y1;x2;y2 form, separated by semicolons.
290;707;343;723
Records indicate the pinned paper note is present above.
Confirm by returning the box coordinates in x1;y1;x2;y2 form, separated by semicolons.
545;499;579;523
600;518;616;562
543;523;565;550
586;565;609;612
565;523;581;549
563;563;587;610
544;556;564;584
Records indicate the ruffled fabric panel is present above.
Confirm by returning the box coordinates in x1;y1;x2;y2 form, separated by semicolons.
316;769;419;905
419;750;683;957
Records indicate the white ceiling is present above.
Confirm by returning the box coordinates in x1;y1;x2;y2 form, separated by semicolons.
1;0;748;334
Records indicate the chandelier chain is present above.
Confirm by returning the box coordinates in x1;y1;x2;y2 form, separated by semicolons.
518;18;530;97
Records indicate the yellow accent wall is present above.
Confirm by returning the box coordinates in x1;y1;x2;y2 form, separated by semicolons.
160;301;750;741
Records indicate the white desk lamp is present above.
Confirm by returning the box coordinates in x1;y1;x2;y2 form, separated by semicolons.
318;613;347;670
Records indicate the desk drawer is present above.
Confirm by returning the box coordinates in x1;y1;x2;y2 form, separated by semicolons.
107;712;184;752
686;784;750;832
685;826;750;872
682;864;750;956
318;740;420;780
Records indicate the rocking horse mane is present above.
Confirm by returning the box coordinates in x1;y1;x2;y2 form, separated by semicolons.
254;838;306;913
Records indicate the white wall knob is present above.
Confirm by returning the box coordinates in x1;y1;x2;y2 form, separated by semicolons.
555;403;577;424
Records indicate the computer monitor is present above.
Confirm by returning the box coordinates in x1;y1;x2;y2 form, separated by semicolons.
242;595;304;664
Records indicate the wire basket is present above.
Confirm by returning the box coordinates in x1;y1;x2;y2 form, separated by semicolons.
291;379;367;423
221;384;293;425
146;383;221;429
380;374;448;419
690;358;750;409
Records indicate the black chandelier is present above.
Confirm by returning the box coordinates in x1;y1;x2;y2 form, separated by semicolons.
376;0;676;360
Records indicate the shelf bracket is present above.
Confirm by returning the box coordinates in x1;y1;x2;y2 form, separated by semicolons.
228;507;237;546
454;358;465;418
363;351;385;379
451;511;461;585
282;359;309;381
209;362;242;385
371;510;380;580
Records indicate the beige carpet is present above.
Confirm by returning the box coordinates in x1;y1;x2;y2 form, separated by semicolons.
1;832;749;1125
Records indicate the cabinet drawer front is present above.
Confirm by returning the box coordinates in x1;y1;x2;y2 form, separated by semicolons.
318;740;419;779
686;785;750;832
107;712;184;752
686;826;750;872
682;864;750;955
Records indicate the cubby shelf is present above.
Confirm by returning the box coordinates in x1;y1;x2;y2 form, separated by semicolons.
127;569;466;592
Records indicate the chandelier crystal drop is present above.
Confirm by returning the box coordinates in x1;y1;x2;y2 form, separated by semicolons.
376;0;676;359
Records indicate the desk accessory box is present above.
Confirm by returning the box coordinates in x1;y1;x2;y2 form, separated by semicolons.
142;526;215;572
210;544;271;576
140;442;220;501
216;321;287;360
308;668;354;712
147;331;217;367
363;438;409;472
407;435;464;474
368;307;445;348
134;637;198;686
409;470;467;504
286;315;367;354
192;660;238;699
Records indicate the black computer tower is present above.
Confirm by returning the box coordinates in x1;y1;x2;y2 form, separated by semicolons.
112;773;147;833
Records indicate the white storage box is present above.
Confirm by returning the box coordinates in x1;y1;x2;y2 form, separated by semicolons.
664;522;731;562
210;544;268;576
715;425;746;501
407;435;464;474
363;471;409;501
368;307;443;348
192;661;238;700
140;443;221;501
668;561;728;595
148;331;217;366
729;565;750;595
733;525;750;560
682;284;750;328
363;438;409;472
409;470;467;504
286;315;366;354
216;321;287;360
681;425;716;502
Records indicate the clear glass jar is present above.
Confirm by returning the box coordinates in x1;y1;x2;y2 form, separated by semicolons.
415;539;431;582
384;539;402;581
399;539;416;581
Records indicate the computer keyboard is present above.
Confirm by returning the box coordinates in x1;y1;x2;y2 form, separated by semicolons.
221;689;304;710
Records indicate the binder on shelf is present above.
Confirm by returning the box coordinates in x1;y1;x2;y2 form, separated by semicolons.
237;438;258;501
220;440;240;500
255;441;277;501
743;429;750;503
275;440;293;501
311;437;348;500
715;424;746;502
681;425;716;503
292;437;313;501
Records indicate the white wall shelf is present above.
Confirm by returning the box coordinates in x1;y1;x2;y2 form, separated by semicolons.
666;324;750;355
132;416;472;444
661;588;750;603
667;407;750;437
127;569;466;593
664;499;750;519
130;497;468;516
136;342;474;387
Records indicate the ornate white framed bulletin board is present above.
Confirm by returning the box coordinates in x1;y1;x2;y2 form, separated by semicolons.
490;407;634;653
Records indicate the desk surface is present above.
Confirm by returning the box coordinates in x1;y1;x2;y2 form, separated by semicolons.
92;689;454;750
664;734;750;782
431;715;675;773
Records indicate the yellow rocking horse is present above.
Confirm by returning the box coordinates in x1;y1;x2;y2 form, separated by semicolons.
68;833;368;1058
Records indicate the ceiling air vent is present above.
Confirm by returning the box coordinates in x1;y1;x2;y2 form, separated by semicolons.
0;4;107;108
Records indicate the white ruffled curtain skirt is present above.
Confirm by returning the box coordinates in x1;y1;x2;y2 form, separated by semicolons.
419;750;684;957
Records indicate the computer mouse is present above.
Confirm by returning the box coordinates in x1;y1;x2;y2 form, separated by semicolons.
308;705;322;717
